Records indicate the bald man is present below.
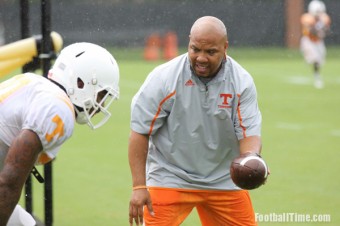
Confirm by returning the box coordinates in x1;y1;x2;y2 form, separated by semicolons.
128;16;263;226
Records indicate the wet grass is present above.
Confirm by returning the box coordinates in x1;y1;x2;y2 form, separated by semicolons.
12;46;340;225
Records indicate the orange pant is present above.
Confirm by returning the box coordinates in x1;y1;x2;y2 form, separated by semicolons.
144;187;257;226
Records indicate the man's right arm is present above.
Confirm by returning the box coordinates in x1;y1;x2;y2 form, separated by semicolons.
128;130;149;187
128;130;154;226
0;129;42;226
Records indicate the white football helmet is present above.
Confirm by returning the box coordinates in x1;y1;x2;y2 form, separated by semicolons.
48;42;120;129
308;0;326;16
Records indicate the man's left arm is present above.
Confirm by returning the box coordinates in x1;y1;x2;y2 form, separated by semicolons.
239;135;262;156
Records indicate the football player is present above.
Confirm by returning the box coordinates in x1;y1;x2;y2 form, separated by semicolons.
0;42;119;225
300;0;331;89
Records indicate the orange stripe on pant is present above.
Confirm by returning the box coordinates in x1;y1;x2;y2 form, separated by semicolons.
144;187;257;226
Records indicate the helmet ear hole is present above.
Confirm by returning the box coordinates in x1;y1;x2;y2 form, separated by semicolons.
77;77;84;89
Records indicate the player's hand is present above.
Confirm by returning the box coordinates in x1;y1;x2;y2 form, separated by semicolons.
129;189;154;226
240;152;271;176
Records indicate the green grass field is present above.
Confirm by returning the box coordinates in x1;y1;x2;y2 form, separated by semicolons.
9;46;340;225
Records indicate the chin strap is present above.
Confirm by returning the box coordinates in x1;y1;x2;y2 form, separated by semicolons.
31;166;45;183
48;78;67;94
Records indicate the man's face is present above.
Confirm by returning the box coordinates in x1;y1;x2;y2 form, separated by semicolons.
188;33;228;78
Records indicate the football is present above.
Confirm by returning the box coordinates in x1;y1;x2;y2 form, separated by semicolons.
230;153;268;190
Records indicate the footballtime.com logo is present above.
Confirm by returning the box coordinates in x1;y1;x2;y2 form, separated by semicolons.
256;212;331;223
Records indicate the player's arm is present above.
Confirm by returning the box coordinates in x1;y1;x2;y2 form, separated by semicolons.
128;130;154;226
239;135;262;156
0;129;42;225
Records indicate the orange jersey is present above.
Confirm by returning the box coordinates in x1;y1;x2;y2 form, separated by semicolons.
301;13;331;42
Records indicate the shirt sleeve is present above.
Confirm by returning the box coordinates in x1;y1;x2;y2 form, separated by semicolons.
234;74;262;140
131;68;172;136
22;95;74;160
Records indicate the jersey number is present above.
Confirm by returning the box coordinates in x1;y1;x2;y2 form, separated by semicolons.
45;115;65;142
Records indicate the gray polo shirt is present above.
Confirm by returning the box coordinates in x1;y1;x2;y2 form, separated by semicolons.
131;53;262;190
